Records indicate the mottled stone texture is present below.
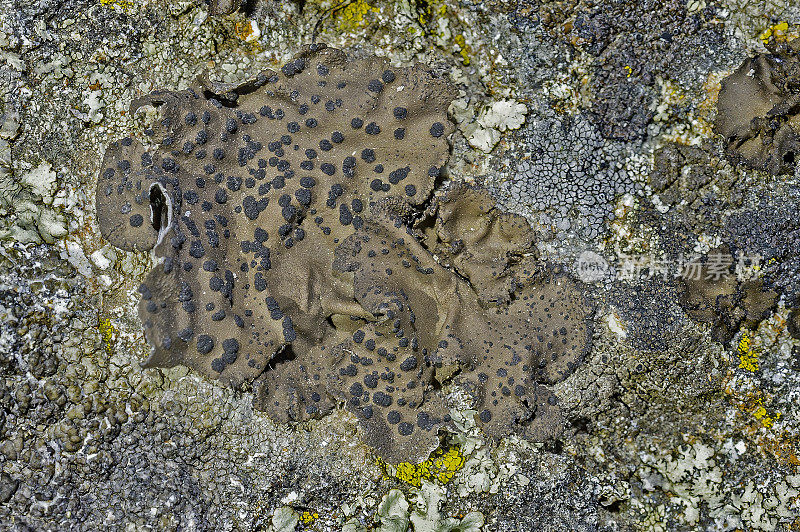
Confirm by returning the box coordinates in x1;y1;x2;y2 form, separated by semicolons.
3;0;800;529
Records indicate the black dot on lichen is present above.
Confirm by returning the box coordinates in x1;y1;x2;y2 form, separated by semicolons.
398;421;414;436
361;149;376;163
197;335;214;355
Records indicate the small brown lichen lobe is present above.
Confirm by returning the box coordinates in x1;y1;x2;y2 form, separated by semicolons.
95;45;593;463
715;38;800;175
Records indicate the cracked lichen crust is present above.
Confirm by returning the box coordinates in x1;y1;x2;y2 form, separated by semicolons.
496;112;635;241
95;45;592;463
715;39;800;175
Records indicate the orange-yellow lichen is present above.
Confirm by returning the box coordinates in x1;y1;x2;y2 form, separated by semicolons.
299;510;319;525
722;381;795;466
719;309;798;468
97;316;117;357
234;20;261;43
378;444;465;487
737;332;759;372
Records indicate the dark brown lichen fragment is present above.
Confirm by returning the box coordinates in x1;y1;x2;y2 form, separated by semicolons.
789;310;800;340
96;137;165;252
96;45;593;463
715;39;800;175
649;142;714;206
679;246;778;343
207;0;242;16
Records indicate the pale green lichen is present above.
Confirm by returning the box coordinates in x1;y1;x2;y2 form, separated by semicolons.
641;441;800;529
0;159;68;244
270;506;299;532
376;489;410;532
410;481;484;532
452;99;528;153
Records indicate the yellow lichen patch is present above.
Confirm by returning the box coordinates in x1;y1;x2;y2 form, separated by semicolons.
721;382;794;463
97;316;117;357
759;21;793;45
720;309;798;467
335;0;378;33
453;34;471;66
737;331;759;372
726;386;785;430
99;0;134;10
299;510;319;525
752;400;781;429
379;444;465;487
417;0;447;26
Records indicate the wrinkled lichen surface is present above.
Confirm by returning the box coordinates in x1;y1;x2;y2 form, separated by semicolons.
95;45;593;463
715;38;800;175
2;0;800;530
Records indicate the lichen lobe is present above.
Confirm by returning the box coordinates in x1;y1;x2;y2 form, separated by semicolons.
95;45;593;463
715;39;800;175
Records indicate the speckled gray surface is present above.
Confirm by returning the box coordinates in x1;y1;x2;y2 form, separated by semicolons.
1;0;800;530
